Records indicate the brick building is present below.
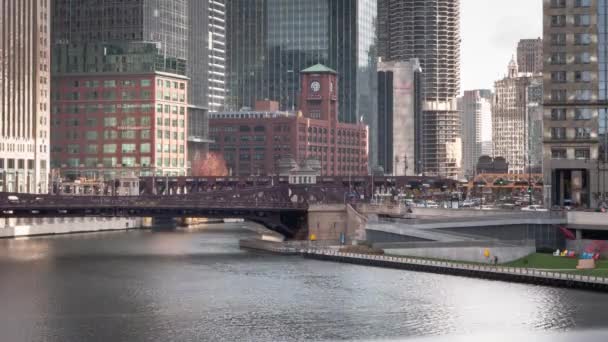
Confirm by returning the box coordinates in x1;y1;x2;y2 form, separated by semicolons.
209;65;368;176
51;71;189;178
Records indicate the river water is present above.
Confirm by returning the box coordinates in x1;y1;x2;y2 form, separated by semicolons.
0;223;607;342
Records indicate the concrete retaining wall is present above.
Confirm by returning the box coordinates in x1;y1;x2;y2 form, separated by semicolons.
0;217;143;238
383;244;535;263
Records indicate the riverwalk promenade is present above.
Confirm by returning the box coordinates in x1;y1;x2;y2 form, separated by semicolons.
239;239;608;292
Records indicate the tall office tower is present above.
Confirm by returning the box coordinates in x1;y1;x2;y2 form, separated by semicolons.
378;0;461;178
51;0;222;178
527;77;544;172
377;59;423;176
543;0;605;208
492;58;536;175
0;0;51;194
517;38;544;74
459;90;492;178
225;0;378;167
207;0;226;112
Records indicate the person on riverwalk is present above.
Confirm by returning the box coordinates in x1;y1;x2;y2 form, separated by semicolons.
494;255;498;265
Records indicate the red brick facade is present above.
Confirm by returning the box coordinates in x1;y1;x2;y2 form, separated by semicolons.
51;73;189;178
209;66;368;176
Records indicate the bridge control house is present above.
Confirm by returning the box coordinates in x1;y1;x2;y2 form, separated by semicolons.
209;65;369;176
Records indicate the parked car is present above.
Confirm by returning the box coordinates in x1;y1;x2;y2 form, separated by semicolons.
521;205;548;212
7;195;19;203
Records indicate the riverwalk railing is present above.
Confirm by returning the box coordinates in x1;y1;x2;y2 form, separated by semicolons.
302;249;608;290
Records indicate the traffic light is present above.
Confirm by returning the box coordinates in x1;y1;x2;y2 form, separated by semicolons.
527;186;532;194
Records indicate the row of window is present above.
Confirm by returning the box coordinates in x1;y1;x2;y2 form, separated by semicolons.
156;118;185;128
53;104;154;114
0;158;42;170
57;90;153;101
68;79;152;88
550;14;592;27
550;0;591;9
156;104;186;115
550;108;594;120
550;70;593;83
550;89;593;102
550;127;592;139
549;52;591;65
551;148;590;160
550;33;593;46
157;130;186;140
59;129;151;140
59;157;186;169
63;143;152;154
56;116;152;127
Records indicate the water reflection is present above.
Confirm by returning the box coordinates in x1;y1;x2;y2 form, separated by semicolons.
0;223;607;342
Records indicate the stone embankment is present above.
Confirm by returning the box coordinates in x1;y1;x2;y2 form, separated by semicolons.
239;240;608;292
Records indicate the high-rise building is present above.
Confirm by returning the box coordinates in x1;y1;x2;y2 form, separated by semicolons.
517;38;544;74
207;0;226;112
51;0;224;178
225;0;378;167
0;0;51;193
543;0;606;208
527;77;544;173
377;59;423;176
377;0;461;178
459;90;492;178
492;57;537;175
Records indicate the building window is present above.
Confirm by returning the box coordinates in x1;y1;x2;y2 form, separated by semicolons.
575;89;592;101
551;127;566;140
551;90;567;102
575;149;590;160
141;79;152;87
575;52;591;64
551;71;567;83
575;108;593;120
551;108;567;121
575;0;591;7
575;33;592;45
574;71;592;83
122;157;136;167
551;15;566;27
575;128;592;139
85;131;98;140
550;0;566;7
103;144;117;153
86;145;98;154
551;52;567;65
122;144;137;153
103;80;116;88
574;14;591;26
550;33;566;46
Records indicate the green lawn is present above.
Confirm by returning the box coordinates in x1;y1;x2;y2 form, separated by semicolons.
386;253;608;278
505;253;608;278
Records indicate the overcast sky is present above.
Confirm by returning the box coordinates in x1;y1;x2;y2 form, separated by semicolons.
460;0;543;93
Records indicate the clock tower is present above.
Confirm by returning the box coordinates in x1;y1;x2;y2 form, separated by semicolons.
299;64;338;121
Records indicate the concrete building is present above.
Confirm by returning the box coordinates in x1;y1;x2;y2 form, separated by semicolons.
209;65;368;177
225;0;378;167
0;0;51;194
543;0;606;208
377;0;461;178
528;77;544;173
492;58;537;174
377;59;423;176
459;90;492;178
51;0;223;178
517;38;544;74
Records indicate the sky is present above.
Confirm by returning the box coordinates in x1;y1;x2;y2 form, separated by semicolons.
460;0;543;93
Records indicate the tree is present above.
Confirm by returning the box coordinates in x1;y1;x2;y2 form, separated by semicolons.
192;152;229;177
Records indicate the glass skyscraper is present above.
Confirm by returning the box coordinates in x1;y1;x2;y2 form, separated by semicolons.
226;0;378;165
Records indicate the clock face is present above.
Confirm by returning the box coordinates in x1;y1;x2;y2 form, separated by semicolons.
310;81;321;93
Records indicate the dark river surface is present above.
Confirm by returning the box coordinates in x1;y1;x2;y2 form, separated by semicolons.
1;222;608;342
